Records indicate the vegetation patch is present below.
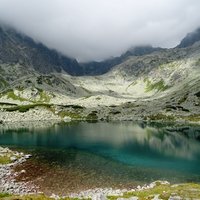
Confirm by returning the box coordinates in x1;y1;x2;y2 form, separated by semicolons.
86;111;98;121
5;90;27;102
159;61;179;69
38;90;51;103
4;103;53;113
145;113;175;121
182;114;200;122
58;111;82;120
107;183;200;200
0;155;11;164
145;79;170;92
0;193;11;198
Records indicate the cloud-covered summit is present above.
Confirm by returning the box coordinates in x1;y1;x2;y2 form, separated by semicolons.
0;0;200;62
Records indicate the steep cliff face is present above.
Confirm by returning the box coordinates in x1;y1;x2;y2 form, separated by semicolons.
177;27;200;48
0;25;200;123
81;45;161;75
0;26;82;75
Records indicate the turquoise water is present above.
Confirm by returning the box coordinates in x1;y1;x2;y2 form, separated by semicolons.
0;122;200;193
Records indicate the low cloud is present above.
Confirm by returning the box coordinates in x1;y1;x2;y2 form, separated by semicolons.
0;0;200;62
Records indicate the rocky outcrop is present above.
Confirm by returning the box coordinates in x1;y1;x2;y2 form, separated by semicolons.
0;26;82;75
0;147;36;194
177;27;200;48
0;26;200;124
0;107;62;123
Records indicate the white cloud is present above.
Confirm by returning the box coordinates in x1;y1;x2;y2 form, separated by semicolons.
0;0;200;61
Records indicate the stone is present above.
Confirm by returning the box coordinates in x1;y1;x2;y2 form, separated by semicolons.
169;196;182;200
10;156;17;161
63;116;72;122
25;154;32;159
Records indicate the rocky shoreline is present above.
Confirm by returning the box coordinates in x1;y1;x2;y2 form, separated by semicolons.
0;106;200;126
0;108;62;123
0;146;170;200
0;146;137;199
1;147;200;200
0;147;37;195
64;181;169;200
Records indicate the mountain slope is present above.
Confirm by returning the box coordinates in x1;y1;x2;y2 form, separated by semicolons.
0;25;162;76
177;27;200;48
0;26;82;75
0;25;200;123
81;46;162;75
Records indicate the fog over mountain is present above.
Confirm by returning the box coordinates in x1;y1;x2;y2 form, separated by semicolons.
0;0;200;62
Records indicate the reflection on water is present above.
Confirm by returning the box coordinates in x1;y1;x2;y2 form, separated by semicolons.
0;122;200;194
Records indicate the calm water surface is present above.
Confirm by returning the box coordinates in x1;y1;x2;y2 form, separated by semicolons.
0;122;200;195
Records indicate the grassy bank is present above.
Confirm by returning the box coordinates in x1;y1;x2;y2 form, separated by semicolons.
108;182;200;200
1;182;200;200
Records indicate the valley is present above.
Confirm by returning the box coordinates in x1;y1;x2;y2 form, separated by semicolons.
0;18;200;200
0;30;200;124
1;1;200;199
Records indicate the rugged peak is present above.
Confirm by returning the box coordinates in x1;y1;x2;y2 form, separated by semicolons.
121;45;162;58
81;45;161;75
177;27;200;48
0;25;82;75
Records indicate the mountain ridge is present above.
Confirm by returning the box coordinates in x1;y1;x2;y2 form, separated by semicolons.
177;27;200;48
0;26;82;75
0;25;167;76
0;25;200;124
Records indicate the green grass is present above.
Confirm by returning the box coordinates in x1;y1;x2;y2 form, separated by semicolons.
159;61;178;69
38;90;51;103
1;88;52;103
145;113;175;121
1;183;200;200
0;193;11;198
58;111;82;120
0;156;11;164
183;114;200;122
6;90;27;102
107;183;200;200
4;103;53;113
145;79;170;92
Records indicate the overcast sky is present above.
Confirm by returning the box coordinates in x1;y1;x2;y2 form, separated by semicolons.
0;0;200;62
